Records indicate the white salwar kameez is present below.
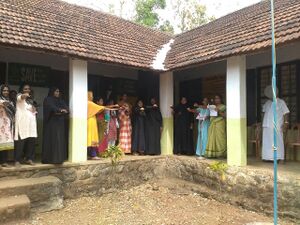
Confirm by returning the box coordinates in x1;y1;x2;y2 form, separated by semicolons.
262;98;289;161
14;95;37;140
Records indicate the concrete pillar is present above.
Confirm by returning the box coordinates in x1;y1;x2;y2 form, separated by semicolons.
69;59;88;162
226;56;247;166
160;71;174;155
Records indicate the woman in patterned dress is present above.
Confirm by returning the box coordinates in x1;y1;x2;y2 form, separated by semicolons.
0;85;15;167
96;97;108;153
118;103;132;153
107;99;118;147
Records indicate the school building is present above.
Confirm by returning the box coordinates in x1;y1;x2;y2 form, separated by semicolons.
0;0;300;166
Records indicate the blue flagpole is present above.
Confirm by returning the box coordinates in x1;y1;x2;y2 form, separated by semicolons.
270;0;278;224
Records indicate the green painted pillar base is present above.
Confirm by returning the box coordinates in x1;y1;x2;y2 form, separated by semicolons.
69;117;87;162
161;117;174;155
227;118;247;166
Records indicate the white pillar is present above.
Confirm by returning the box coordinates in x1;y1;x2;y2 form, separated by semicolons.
226;56;247;166
160;71;174;155
69;59;88;162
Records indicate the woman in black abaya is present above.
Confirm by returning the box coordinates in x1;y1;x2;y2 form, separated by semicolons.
132;99;146;155
145;98;162;155
42;87;69;164
173;97;194;155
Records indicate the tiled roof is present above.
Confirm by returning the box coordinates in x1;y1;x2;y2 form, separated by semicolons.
165;0;300;70
1;0;300;71
0;0;171;69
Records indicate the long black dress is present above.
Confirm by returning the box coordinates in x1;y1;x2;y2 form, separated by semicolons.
132;107;146;154
173;103;194;155
145;106;162;155
42;96;68;164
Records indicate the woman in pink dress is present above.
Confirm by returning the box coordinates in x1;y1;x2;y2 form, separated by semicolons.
118;103;132;153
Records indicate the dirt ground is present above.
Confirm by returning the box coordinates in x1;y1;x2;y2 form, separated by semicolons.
7;179;295;225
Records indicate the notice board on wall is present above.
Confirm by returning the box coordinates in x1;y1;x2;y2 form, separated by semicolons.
8;63;50;87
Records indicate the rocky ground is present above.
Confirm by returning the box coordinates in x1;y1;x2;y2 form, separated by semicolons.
6;179;295;225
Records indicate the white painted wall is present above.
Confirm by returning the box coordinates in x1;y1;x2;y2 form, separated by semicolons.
174;40;300;82
247;41;300;69
88;61;139;80
0;47;139;80
0;47;69;71
174;60;226;81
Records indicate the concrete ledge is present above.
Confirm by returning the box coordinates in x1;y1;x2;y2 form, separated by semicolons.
0;195;30;223
0;176;63;212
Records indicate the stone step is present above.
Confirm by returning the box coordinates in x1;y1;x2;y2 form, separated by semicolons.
0;176;63;212
0;195;30;223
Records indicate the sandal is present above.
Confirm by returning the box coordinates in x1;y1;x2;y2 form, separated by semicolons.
91;156;101;160
25;160;35;166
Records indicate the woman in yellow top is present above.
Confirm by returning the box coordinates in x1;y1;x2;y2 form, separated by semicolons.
87;91;118;160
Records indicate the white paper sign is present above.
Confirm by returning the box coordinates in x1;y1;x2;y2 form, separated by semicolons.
208;105;218;117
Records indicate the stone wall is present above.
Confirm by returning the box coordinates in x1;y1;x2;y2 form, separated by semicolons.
0;157;167;199
164;157;300;222
0;156;299;221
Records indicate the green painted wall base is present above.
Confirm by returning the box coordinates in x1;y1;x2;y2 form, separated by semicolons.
69;117;87;162
227;118;247;166
161;117;174;155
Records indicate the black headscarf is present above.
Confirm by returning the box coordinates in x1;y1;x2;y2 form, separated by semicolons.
48;87;59;97
43;87;68;122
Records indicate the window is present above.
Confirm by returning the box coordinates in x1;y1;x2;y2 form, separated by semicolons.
257;61;299;124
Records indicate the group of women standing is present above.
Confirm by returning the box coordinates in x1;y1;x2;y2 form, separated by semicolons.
0;84;69;168
87;92;163;159
173;95;227;159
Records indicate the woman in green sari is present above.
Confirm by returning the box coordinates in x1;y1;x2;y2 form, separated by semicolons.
206;95;226;158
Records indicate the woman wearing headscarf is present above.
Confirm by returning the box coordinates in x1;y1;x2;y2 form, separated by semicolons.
0;85;15;167
42;87;69;164
145;98;162;155
132;99;146;155
14;83;37;167
262;85;289;161
172;97;194;155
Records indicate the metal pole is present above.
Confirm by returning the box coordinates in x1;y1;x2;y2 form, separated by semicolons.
270;0;278;224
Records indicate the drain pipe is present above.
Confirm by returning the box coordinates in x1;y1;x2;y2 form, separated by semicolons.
270;0;278;224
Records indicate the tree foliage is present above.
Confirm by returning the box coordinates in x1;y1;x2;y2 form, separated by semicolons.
172;0;215;32
134;0;166;28
103;0;214;34
159;20;174;34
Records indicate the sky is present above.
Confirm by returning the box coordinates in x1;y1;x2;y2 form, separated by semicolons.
62;0;262;33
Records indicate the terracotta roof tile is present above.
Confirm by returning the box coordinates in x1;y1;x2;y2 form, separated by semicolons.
0;0;171;69
165;0;300;70
0;0;299;71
